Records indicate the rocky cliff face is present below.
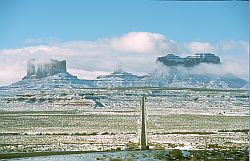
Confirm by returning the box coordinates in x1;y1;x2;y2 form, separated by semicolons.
23;59;67;79
157;53;221;67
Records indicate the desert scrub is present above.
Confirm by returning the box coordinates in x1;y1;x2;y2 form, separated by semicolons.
148;142;165;150
169;149;183;160
109;158;135;161
109;157;123;161
126;141;139;150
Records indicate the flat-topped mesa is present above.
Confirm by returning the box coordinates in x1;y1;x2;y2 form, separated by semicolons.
96;68;146;81
157;53;221;67
23;59;67;79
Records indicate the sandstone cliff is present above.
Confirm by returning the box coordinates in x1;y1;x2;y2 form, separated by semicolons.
23;59;67;79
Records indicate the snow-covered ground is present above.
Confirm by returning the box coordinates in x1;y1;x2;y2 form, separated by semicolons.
0;88;248;156
0;88;248;116
5;150;169;161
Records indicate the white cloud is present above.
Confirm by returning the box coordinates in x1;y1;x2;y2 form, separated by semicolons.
220;40;236;51
110;32;178;54
0;62;26;85
217;40;249;80
185;41;215;54
0;32;178;85
68;68;110;80
0;32;248;85
184;40;249;80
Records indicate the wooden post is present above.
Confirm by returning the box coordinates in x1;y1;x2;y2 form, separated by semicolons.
140;96;147;150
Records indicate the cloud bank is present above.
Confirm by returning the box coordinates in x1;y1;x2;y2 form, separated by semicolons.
0;32;248;85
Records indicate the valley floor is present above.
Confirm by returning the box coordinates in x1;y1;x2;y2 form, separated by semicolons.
0;111;248;157
0;88;248;160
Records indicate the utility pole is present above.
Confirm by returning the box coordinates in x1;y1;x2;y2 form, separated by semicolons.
140;96;148;150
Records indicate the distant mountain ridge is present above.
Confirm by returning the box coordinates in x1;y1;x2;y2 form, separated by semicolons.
142;67;247;89
1;54;248;90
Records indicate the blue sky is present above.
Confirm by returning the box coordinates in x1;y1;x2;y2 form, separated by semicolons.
0;0;248;49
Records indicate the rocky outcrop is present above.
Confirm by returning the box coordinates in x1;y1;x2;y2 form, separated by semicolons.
23;59;67;79
94;69;147;88
157;53;221;67
96;69;146;81
2;56;247;90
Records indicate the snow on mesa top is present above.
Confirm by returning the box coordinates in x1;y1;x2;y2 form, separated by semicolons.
157;53;221;67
